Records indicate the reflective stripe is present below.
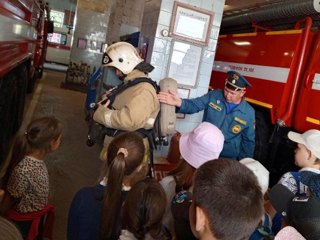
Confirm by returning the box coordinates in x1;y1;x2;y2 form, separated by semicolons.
104;110;112;126
147;118;155;126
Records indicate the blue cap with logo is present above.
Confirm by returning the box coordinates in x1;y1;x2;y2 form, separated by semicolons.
225;70;252;91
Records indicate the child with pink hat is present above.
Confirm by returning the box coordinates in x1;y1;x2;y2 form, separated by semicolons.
159;122;224;237
275;226;306;240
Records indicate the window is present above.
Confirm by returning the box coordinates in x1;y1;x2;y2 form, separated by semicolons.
47;32;67;45
51;10;64;28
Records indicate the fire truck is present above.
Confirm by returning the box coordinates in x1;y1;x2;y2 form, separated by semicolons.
0;0;52;164
211;16;320;184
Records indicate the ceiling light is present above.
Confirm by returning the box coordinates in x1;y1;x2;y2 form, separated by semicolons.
234;41;251;46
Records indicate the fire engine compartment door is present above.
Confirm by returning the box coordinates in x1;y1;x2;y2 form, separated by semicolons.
294;32;320;132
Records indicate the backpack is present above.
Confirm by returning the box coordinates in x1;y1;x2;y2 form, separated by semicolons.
249;213;274;240
272;171;311;235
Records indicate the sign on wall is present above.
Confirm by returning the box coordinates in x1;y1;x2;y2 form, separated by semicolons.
169;1;213;46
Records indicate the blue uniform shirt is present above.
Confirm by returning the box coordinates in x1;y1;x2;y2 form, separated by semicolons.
177;89;255;160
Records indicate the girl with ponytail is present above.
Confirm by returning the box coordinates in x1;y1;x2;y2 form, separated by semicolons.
67;132;146;240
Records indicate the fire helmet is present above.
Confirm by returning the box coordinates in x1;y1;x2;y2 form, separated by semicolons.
102;42;143;75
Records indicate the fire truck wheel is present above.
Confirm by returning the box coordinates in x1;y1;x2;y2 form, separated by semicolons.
39;67;43;78
27;70;37;93
14;66;28;131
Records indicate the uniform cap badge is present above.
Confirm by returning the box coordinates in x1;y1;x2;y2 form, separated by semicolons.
232;73;239;84
226;70;252;91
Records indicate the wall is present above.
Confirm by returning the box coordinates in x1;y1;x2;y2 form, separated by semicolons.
100;0;146;94
69;0;110;70
106;0;145;43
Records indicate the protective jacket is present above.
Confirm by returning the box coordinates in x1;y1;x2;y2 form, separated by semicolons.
93;69;159;131
93;69;160;162
177;89;255;160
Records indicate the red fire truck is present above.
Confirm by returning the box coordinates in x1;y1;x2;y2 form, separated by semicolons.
211;17;320;183
0;0;52;164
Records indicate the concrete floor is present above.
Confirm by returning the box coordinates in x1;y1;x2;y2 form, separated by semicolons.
21;70;102;240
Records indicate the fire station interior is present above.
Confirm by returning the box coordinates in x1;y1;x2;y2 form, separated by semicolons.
1;0;320;239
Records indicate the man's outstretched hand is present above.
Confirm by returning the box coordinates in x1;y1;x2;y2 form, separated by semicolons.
157;90;182;107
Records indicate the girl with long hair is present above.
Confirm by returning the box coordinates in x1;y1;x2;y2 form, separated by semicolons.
1;116;62;239
67;131;146;240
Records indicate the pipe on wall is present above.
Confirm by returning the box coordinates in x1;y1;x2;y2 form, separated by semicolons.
221;0;320;33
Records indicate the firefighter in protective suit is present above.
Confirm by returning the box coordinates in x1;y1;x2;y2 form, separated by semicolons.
93;42;160;173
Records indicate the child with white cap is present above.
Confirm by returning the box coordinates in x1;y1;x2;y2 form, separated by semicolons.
159;121;224;237
240;158;269;195
278;129;320;196
267;129;320;235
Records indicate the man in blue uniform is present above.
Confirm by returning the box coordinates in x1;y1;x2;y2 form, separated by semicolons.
157;71;255;160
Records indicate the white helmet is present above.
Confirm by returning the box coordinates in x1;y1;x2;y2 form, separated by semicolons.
102;42;143;75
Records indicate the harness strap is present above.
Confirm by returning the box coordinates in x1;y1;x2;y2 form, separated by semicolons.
107;77;159;108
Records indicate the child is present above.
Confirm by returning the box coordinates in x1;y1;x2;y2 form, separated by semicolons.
2;116;62;239
160;122;224;235
190;159;264;240
67;132;146;240
278;129;320;195
275;226;306;240
119;178;171;240
269;129;320;234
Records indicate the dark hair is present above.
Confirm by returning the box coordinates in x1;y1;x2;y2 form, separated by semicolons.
122;178;170;240
168;159;195;193
1;116;62;188
193;159;264;240
100;132;145;240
